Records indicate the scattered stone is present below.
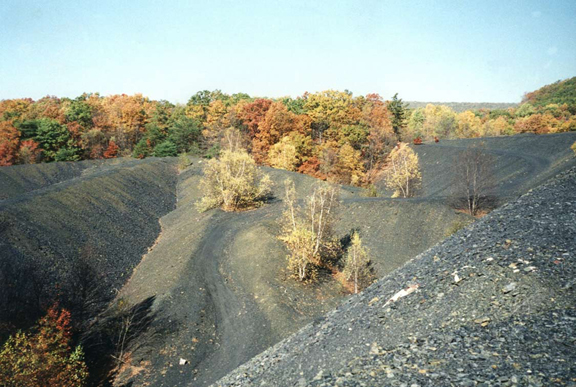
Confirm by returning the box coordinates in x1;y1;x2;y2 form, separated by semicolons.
502;283;517;294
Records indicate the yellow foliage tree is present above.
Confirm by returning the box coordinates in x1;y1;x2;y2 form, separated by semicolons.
382;143;422;198
422;104;457;139
456;111;483;138
333;143;365;186
487;116;514;136
197;149;272;212
0;306;88;387
280;179;340;282
203;100;231;143
268;136;298;171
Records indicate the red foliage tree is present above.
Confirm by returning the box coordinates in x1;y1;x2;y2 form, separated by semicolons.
103;140;119;158
0;121;20;166
239;99;273;139
0;304;88;386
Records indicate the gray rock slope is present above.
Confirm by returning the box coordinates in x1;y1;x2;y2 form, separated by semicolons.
214;166;576;387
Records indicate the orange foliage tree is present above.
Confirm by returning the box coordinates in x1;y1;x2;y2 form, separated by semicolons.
0;121;20;166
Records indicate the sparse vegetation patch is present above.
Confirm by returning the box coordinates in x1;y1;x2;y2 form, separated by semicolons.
197;149;272;212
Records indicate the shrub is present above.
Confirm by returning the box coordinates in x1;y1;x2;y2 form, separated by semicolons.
382;143;421;197
283;225;318;282
204;143;220;159
572;141;576;155
54;147;80;162
178;153;191;170
342;232;373;294
363;185;378;197
444;218;471;237
197;149;272;212
152;141;177;157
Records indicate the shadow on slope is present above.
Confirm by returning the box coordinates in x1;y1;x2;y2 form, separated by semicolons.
0;158;178;353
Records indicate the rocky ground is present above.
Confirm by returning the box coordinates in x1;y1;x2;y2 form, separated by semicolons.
214;166;576;387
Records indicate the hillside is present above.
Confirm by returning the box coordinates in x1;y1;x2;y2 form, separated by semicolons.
0;157;178;340
215;163;576;387
385;132;576;202
113;133;575;386
522;76;576;109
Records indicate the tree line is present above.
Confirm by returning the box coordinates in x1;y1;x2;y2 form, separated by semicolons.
2;79;574;186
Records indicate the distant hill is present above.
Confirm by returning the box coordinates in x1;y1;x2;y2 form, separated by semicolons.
522;76;576;108
406;101;518;112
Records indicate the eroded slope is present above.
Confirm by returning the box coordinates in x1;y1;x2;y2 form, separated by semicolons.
0;158;178;333
215;166;576;387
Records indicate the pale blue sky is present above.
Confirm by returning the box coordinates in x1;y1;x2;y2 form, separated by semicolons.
0;0;574;103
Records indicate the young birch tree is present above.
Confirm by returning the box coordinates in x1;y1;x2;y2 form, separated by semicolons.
452;145;494;216
342;232;372;294
280;179;340;282
382;142;422;198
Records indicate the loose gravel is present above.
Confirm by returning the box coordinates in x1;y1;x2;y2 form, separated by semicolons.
214;166;576;387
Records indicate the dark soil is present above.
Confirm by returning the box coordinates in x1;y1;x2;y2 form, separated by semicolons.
0;157;178;342
2;132;575;387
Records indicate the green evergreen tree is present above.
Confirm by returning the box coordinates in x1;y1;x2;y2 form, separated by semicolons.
387;93;407;139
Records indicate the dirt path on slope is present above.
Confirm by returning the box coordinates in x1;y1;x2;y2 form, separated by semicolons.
189;209;279;386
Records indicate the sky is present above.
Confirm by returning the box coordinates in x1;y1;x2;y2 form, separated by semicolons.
0;0;575;103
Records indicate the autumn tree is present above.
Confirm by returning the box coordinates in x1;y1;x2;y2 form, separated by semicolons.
280;179;340;282
452;145;495;216
422;104;458;139
0;121;20;166
80;129;107;158
103;140;119;158
362;94;396;173
268;136;298;171
253;101;310;164
304;90;361;142
197;149;272;212
405;108;425;140
456;111;483;138
486;116;514;136
18;139;42;163
342;232;372;294
382;143;422;198
239;98;273;139
0;305;88;387
333;143;365;186
203;100;231;144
